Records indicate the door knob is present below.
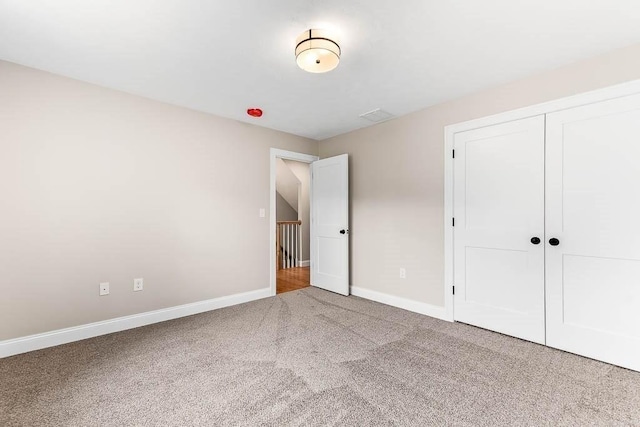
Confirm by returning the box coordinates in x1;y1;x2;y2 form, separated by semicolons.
339;229;349;234
549;238;560;246
530;237;541;245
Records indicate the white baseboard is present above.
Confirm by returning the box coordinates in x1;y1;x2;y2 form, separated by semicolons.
299;260;310;267
0;287;271;359
351;286;450;322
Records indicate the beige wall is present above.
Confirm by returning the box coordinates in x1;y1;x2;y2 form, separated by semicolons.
319;43;640;308
0;60;316;340
276;192;298;222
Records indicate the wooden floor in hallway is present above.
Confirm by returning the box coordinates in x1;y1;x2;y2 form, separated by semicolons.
277;267;310;294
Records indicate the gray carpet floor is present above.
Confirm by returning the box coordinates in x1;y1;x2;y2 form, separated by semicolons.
1;287;639;426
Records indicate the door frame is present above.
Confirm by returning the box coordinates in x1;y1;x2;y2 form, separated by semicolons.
443;78;640;323
270;148;319;296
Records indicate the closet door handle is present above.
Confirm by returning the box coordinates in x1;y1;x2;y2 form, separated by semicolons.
530;237;541;245
549;238;560;246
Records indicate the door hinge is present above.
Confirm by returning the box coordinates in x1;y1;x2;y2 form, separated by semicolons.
453;286;455;295
452;149;455;159
452;218;455;227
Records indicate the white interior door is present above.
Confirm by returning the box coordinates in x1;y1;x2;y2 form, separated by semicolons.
310;154;349;296
454;115;546;344
546;94;640;371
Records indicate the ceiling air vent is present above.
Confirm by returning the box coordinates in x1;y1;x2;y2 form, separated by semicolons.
359;108;394;123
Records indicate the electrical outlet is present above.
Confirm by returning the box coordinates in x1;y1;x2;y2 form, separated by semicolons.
399;268;406;279
100;282;110;296
133;278;144;292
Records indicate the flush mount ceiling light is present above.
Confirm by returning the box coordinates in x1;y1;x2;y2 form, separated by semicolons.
295;29;341;73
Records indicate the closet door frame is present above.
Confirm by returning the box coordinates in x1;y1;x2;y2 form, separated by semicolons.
443;78;640;323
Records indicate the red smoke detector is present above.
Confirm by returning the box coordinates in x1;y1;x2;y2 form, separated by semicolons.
247;108;263;118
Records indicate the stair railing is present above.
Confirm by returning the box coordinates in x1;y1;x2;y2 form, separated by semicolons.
276;220;302;270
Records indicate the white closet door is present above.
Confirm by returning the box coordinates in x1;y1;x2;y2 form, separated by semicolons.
454;115;546;344
546;94;640;371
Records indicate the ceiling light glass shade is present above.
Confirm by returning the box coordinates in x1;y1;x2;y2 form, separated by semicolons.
295;29;341;73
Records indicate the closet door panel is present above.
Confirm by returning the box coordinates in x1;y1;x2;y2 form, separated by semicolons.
546;93;640;371
454;115;545;344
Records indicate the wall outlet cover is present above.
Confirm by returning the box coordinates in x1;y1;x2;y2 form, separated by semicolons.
133;278;144;292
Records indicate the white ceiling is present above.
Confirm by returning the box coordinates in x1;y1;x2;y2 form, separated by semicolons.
1;1;640;140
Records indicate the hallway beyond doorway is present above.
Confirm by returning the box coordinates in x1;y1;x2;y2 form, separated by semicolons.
277;267;310;294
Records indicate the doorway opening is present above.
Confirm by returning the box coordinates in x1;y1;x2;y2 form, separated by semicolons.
269;149;318;296
276;158;311;294
269;149;350;297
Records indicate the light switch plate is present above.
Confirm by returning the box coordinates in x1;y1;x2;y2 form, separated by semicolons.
100;282;110;296
259;208;266;218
